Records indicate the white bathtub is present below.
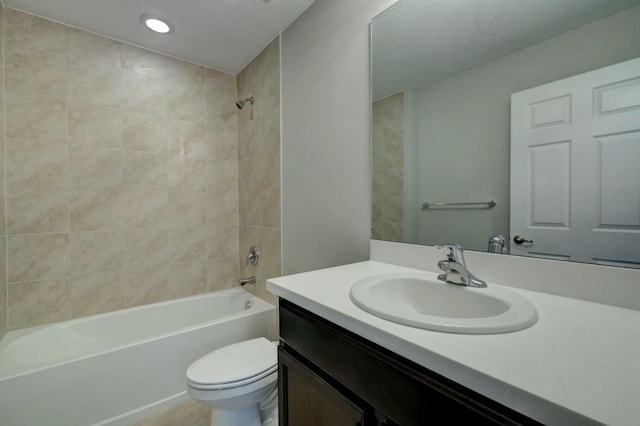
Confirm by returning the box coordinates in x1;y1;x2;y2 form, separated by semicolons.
0;288;276;426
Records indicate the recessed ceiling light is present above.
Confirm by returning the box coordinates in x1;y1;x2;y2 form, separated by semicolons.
141;14;173;34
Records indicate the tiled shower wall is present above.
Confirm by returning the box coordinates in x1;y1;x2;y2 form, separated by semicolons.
0;6;6;339
0;8;246;331
237;38;281;306
372;91;404;242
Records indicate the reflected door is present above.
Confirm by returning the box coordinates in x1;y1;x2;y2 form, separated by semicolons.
510;57;640;267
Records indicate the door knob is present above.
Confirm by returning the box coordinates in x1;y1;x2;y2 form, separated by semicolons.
513;235;533;245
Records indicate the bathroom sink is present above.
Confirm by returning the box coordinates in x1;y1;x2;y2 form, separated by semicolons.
349;273;538;334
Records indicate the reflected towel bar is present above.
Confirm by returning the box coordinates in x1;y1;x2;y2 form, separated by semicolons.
421;200;496;210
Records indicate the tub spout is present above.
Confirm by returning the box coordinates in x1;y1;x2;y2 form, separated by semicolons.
239;276;256;286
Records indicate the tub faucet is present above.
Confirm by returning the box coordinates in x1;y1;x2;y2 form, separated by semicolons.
436;244;487;288
239;276;256;286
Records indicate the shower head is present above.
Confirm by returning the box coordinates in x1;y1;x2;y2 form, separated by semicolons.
236;96;254;110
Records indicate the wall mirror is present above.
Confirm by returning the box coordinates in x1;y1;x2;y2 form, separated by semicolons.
371;0;640;268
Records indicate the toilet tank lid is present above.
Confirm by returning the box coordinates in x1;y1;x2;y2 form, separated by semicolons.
187;337;277;385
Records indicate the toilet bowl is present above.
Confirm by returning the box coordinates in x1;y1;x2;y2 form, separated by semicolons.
186;337;279;426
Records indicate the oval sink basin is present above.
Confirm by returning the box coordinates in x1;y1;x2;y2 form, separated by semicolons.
349;273;538;334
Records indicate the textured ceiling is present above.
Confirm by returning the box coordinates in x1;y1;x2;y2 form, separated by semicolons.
2;0;315;75
372;0;640;100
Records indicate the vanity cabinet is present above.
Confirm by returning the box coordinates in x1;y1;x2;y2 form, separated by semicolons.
277;299;542;426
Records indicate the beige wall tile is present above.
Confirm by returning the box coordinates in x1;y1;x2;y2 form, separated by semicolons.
167;81;205;120
206;124;237;161
70;231;123;276
206;190;238;227
1;10;248;334
256;266;280;306
258;227;281;270
69;146;123;189
208;226;239;262
123;151;167;190
0;128;3;190
237;117;259;159
8;233;70;283
121;44;167;78
205;69;237;119
382;167;403;195
372;92;404;241
8;278;71;329
68;101;122;149
5;46;66;99
5;9;65;53
70;189;123;232
0;188;5;237
5;140;67;187
122;70;167;116
7;187;69;234
208;158;237;192
235;37;281;302
0;7;5;338
262;190;281;230
122;111;168;153
169;227;207;264
124;229;169;269
207;257;238;292
70;270;124;317
168;118;206;158
67;58;122;108
166;57;203;81
382;194;403;223
168;261;207;299
240;186;263;227
66;27;121;69
0;239;6;336
169;191;206;227
238;226;258;278
5;91;66;142
3;8;30;41
123;265;170;308
123;191;169;229
168;156;207;191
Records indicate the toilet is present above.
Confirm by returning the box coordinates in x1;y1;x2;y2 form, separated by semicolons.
186;337;279;426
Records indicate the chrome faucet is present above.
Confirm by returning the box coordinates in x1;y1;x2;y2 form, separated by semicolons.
436;244;487;288
239;276;256;286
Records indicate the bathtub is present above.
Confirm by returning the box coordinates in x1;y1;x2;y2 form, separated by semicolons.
0;288;276;426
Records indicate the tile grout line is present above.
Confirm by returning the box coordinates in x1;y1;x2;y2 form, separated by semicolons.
2;5;9;331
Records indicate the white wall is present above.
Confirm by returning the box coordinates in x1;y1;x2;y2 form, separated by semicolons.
281;0;397;274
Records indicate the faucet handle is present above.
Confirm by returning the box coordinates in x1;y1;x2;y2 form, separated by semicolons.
245;245;259;266
435;244;464;262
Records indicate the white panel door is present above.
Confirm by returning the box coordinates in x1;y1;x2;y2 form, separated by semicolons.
510;57;640;267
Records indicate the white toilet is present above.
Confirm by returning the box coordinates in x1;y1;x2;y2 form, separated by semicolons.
186;337;279;426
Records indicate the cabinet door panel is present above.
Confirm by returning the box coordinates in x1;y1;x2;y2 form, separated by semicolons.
279;348;367;426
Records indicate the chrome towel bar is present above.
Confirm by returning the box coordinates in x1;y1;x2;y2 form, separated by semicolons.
421;200;496;210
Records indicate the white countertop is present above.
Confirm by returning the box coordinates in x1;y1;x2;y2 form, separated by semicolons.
267;260;640;426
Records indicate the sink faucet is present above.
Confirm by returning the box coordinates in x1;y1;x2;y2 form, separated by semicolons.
436;244;487;288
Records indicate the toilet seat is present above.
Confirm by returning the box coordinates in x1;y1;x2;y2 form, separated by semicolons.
187;337;277;391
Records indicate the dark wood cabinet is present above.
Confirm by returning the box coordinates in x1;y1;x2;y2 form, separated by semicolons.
278;349;369;426
278;299;542;426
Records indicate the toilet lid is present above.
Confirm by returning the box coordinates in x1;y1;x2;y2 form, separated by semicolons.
187;337;277;389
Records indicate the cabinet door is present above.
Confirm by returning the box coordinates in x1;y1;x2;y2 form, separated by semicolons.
278;347;369;426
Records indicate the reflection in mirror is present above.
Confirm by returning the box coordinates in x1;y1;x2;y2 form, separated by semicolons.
371;0;640;268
